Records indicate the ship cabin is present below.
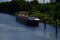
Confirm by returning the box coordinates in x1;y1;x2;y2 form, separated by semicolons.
16;11;40;26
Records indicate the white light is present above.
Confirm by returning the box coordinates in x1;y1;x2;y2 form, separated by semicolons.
34;18;40;20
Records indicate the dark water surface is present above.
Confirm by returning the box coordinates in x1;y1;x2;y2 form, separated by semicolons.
0;13;60;40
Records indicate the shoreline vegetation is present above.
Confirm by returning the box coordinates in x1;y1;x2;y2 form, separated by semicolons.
0;0;60;27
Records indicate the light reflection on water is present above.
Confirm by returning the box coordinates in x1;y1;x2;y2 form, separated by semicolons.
0;13;60;40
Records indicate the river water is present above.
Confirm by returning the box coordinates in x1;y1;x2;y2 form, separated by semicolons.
0;13;60;40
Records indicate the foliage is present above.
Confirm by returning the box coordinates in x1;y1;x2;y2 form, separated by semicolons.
0;0;60;26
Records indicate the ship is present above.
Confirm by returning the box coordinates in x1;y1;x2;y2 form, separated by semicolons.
16;11;40;26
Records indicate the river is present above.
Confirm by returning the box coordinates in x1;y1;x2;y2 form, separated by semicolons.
0;13;60;40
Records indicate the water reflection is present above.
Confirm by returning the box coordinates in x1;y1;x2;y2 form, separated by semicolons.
44;21;46;35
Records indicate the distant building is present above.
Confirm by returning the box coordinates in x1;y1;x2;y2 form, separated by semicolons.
50;0;55;3
18;11;26;16
56;0;60;3
55;0;60;11
50;0;60;3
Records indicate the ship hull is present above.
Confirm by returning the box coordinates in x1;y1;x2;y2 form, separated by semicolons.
16;16;39;26
26;20;39;26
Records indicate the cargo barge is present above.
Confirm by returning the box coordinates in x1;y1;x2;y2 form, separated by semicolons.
16;12;40;26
